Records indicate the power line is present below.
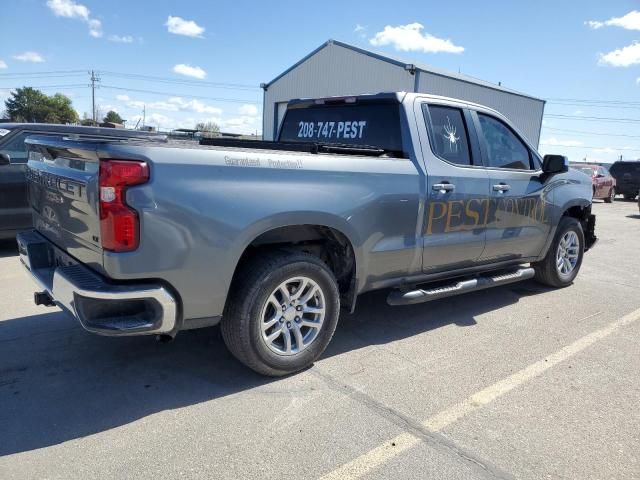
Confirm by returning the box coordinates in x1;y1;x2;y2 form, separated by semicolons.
545;114;640;124
0;69;86;77
100;85;259;104
547;102;640;111
542;126;640;138
540;143;640;152
547;97;640;106
98;71;259;90
0;84;88;90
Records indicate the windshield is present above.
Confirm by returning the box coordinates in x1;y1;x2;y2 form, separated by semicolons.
278;102;404;155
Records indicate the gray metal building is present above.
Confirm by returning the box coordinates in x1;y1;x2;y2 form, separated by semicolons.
262;40;545;146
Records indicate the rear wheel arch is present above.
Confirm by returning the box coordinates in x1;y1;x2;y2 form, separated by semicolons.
228;223;360;312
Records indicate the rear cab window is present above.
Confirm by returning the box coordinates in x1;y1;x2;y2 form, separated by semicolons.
278;96;406;157
1;130;64;164
423;105;473;166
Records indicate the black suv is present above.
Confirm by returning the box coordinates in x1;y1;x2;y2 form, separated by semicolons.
0;123;157;240
609;161;640;200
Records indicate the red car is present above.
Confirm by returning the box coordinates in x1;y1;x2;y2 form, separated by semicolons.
570;164;616;203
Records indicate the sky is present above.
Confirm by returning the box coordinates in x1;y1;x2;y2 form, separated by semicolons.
1;0;639;162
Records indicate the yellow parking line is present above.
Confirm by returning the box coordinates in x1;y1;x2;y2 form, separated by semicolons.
319;307;640;480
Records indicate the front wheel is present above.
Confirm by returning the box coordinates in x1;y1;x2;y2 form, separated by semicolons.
533;217;585;288
221;251;340;376
604;187;615;203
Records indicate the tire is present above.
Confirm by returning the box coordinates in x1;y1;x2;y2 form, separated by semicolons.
533;216;585;288
604;187;615;203
221;251;340;376
624;194;636;201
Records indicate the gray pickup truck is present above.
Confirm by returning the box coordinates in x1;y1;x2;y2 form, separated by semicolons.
18;92;596;376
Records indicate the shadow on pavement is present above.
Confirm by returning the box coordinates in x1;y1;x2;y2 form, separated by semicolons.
0;240;18;259
0;279;549;457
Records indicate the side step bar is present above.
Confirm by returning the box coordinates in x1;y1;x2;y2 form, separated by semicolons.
387;267;535;306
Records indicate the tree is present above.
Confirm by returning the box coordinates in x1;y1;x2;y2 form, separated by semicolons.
47;93;79;124
4;87;79;124
103;110;124;124
195;121;220;134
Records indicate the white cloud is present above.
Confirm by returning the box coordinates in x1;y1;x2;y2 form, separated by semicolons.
354;24;367;39
0;60;6;69
238;104;258;116
46;0;102;37
108;34;133;43
173;63;207;79
542;137;583;147
115;94;223;116
165;16;205;38
587;10;640;30
13;51;44;63
636;77;640;84
88;18;102;38
369;23;464;54
168;97;222;115
598;41;640;67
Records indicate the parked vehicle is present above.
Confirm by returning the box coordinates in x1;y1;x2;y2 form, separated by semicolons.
609;160;640;201
570;163;616;203
0;124;157;240
18;92;596;376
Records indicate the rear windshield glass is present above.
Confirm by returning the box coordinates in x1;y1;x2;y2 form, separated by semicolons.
279;103;404;154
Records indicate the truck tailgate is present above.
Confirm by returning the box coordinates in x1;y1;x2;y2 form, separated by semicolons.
26;137;104;271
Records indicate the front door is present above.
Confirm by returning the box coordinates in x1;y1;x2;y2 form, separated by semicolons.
473;112;552;261
418;101;491;272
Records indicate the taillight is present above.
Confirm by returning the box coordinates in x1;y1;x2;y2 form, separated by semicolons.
99;159;149;252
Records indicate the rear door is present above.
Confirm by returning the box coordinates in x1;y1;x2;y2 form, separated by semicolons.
417;100;491;272
472;111;551;261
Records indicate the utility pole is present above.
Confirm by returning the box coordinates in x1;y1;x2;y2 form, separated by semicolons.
89;70;100;124
142;104;146;128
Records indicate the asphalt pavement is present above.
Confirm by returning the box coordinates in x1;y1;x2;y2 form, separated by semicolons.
0;199;638;479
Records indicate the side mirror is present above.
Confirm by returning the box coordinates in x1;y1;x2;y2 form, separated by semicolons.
0;152;10;166
542;154;568;175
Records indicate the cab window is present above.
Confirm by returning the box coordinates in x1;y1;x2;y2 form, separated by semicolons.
0;131;62;164
477;114;531;170
0;131;30;164
425;105;472;166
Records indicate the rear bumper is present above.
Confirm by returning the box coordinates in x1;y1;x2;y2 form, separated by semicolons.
17;230;178;336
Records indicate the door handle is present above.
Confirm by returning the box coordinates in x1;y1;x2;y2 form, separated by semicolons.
432;183;455;193
492;183;511;192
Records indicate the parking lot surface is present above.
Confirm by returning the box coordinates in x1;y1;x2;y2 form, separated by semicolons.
1;200;639;479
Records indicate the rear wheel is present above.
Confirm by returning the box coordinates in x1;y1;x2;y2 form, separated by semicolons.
221;251;340;376
604;187;615;203
624;193;636;201
533;217;584;288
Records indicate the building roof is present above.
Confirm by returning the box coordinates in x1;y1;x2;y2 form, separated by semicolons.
264;39;544;103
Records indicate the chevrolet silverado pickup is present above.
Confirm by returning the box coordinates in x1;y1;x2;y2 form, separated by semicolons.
18;92;597;376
